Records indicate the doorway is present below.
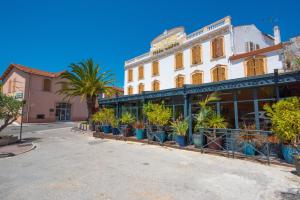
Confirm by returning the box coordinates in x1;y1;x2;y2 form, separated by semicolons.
55;103;71;121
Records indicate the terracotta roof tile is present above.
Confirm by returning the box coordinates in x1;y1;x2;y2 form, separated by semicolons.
1;64;61;80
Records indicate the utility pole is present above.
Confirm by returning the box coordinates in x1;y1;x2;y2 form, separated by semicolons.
19;100;26;142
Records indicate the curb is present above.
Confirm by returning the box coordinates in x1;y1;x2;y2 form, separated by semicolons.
0;142;37;158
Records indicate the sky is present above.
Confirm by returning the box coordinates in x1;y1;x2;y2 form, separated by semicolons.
0;0;299;87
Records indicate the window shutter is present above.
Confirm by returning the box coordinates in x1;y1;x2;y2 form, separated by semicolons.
192;72;202;84
43;79;51;92
217;37;224;57
138;66;144;80
212;68;218;82
176;53;183;69
219;67;226;81
255;59;264;75
152;61;159;76
212;39;217;58
245;42;249;52
128;69;133;82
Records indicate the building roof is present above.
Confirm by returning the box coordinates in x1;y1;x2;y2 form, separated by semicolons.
229;44;283;61
1;63;64;80
107;86;123;92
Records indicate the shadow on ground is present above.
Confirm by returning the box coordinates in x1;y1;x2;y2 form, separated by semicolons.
280;188;300;200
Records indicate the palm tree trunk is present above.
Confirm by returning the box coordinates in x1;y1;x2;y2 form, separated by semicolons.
86;96;97;120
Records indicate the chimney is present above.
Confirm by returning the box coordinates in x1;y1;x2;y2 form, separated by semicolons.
273;26;281;44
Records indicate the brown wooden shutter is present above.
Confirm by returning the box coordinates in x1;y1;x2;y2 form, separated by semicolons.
247;59;255;76
212;68;218;82
138;66;144;80
219;67;226;81
216;37;224;57
128;69;133;82
138;84;144;94
152;61;159;76
192;72;202;84
212;39;217;58
255;59;264;75
176;53;183;69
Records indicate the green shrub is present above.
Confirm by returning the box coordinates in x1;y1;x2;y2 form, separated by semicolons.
264;97;300;145
120;112;135;125
170;117;189;136
92;108;115;125
143;102;171;127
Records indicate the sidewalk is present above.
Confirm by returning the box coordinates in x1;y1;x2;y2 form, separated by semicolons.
0;142;35;158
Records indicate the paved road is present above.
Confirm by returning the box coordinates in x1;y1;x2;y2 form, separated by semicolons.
0;126;299;200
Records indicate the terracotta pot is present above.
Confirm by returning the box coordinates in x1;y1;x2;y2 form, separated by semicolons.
207;137;222;150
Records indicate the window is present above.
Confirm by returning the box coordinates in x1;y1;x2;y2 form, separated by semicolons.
127;86;133;95
36;114;45;119
191;45;201;65
128;69;133;82
138;83;144;94
211;65;227;82
175;52;183;70
138;65;144;80
245;57;265;77
175;75;185;88
211;37;224;59
191;71;203;84
245;42;260;52
152;61;159;76
152;80;160;91
43;79;51;92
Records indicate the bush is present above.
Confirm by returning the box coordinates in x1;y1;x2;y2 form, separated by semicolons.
264;97;300;145
120;112;135;125
170;117;189;136
143;102;171;127
92;108;115;125
0;94;22;132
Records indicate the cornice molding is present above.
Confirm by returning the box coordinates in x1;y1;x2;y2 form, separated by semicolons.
124;26;231;69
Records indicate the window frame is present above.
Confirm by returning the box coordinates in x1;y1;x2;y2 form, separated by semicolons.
244;56;267;77
210;65;228;82
190;44;202;66
190;70;204;85
152;61;159;77
174;52;184;70
43;78;52;92
210;36;225;60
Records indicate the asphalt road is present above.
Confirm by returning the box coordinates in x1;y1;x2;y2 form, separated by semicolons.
0;126;299;200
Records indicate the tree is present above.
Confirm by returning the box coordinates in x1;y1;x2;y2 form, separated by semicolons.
57;58;114;119
0;94;22;132
264;97;300;145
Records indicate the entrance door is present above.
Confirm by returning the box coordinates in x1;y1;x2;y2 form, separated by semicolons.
55;103;71;121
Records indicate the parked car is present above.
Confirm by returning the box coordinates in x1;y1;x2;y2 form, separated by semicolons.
240;111;271;130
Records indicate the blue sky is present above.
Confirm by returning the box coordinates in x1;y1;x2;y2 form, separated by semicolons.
0;0;299;87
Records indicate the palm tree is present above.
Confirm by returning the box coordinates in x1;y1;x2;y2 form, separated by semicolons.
57;58;114;119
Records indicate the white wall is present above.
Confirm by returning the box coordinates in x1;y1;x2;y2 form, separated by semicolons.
230;50;283;78
233;25;274;54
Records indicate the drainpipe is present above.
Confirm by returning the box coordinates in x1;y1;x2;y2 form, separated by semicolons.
26;73;32;123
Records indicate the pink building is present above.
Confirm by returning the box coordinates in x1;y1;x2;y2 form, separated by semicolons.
1;64;89;123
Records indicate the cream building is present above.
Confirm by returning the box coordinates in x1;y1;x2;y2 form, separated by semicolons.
124;16;283;95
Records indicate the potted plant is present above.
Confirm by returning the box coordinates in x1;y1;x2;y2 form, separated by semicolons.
92;108;115;134
237;124;264;156
143;102;171;142
111;117;120;135
135;121;145;140
205;113;227;150
264;97;300;164
171;117;189;147
194;93;219;148
120;112;135;137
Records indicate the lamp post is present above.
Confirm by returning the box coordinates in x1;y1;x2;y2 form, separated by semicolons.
19;100;26;142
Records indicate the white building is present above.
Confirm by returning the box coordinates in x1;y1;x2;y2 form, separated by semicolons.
124;16;283;95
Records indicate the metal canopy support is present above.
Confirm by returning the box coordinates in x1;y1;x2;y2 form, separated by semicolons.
233;91;239;129
216;102;221;115
253;89;260;130
183;94;189;119
188;101;193;144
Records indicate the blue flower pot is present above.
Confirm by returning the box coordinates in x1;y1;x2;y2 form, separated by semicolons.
112;127;120;135
176;135;186;147
193;134;203;148
102;125;111;134
136;129;144;140
155;131;166;142
243;142;255;156
282;145;297;164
